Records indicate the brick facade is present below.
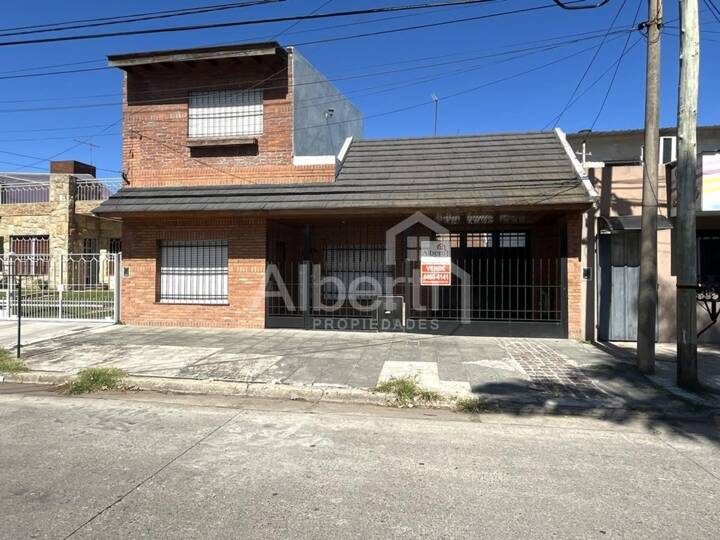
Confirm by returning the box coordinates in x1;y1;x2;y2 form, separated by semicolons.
121;53;335;188
121;215;266;328
111;44;589;337
116;48;339;329
566;212;583;340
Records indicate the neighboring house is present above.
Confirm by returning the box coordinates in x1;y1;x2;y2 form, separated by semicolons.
567;126;720;344
0;160;122;270
95;42;595;338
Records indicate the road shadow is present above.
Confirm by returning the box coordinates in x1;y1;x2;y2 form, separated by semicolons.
470;367;720;446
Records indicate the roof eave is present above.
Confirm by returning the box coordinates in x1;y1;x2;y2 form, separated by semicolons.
107;41;285;69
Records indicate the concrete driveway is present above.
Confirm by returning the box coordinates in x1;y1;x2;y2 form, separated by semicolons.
16;325;719;411
0;320;111;349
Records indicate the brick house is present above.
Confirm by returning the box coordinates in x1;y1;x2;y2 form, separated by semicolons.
95;42;595;338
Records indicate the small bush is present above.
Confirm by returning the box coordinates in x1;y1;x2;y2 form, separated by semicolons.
372;376;441;407
455;396;495;414
66;367;126;395
0;348;28;373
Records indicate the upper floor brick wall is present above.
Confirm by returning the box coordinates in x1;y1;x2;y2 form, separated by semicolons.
120;49;339;188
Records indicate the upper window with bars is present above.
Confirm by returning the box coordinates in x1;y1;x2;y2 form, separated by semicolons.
188;89;263;139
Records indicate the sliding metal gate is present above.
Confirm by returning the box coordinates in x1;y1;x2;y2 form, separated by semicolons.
266;220;567;338
0;253;121;322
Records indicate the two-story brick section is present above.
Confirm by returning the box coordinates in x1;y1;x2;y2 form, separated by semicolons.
96;42;596;339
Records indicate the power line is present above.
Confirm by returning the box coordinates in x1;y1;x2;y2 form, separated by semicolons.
544;0;630;130
3;30;636;153
272;0;334;39
0;1;585;81
0;66;110;81
0;1;283;37
0;133;120;143
289;2;585;47
588;0;643;131
0;59;104;76
0;29;634;115
0;0;504;47
542;36;643;129
0;0;486;79
704;0;720;23
0;121;122;173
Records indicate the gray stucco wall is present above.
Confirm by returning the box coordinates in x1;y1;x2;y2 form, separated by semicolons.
291;49;363;157
567;126;720;164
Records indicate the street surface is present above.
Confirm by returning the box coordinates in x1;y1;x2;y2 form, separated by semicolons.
1;384;719;539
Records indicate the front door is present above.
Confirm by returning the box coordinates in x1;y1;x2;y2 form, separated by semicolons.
598;232;640;341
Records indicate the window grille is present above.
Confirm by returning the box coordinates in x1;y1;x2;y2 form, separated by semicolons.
10;235;49;275
108;238;122;254
108;238;122;276
499;232;527;248
159;240;228;304
466;232;493;248
188;89;263;139
322;244;390;301
435;233;461;248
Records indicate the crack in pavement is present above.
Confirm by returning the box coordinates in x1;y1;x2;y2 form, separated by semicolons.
62;409;244;539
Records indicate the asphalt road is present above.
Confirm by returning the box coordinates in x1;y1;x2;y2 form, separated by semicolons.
1;384;719;539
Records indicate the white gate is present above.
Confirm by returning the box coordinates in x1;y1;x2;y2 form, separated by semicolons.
0;253;121;322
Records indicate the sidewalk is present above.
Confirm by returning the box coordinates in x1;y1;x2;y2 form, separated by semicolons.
5;325;720;413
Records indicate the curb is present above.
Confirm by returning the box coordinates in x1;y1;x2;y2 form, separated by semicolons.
3;371;718;420
2;371;398;407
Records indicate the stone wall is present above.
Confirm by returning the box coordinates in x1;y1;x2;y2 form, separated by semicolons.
0;174;121;258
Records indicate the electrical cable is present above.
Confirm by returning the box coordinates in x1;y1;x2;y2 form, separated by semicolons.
543;0;629;130
0;1;507;47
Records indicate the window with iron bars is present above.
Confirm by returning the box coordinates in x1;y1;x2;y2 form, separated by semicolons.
321;244;391;301
108;238;122;254
10;235;49;275
188;89;263;139
158;240;228;304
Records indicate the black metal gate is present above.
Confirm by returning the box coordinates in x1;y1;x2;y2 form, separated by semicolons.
266;220;567;337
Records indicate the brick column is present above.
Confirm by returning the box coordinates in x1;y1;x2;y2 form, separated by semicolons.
566;212;583;340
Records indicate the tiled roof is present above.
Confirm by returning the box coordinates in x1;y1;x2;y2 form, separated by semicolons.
94;131;592;215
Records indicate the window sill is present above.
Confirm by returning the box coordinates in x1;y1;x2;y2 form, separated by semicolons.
186;136;259;148
157;300;229;306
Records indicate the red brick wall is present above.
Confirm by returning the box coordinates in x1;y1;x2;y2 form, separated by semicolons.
121;54;336;187
120;215;266;328
566;212;583;339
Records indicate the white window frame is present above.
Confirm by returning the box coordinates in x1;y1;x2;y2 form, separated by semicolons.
188;88;263;139
158;240;229;305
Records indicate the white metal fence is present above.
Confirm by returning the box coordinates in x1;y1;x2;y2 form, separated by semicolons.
0;253;120;322
0;178;122;205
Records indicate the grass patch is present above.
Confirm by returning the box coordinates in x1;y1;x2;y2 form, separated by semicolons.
65;367;127;395
455;396;496;414
0;348;28;373
372;376;441;407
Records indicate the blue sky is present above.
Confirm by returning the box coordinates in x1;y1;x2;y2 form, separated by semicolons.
0;0;718;176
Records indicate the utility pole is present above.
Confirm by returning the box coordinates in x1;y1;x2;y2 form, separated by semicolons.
676;0;700;387
637;0;663;374
432;94;439;136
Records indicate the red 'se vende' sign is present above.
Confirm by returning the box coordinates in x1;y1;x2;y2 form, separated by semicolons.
420;240;451;286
